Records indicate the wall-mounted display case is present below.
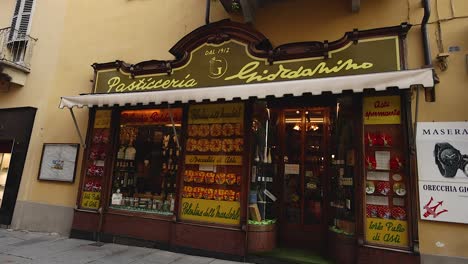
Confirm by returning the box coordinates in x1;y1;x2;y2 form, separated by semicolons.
362;95;410;249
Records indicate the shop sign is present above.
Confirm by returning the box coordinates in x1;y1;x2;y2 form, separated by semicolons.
365;218;408;247
416;122;468;224
363;96;401;125
188;103;244;124
180;198;240;225
185;155;242;165
81;191;101;209
120;109;182;125
94;110;112;128
94;36;401;94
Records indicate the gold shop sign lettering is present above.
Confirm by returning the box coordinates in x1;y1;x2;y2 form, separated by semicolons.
81;191;101;210
188;103;244;124
365;218;408;247
363;96;401;125
185;155;242;165
180;198;240;225
94;36;401;94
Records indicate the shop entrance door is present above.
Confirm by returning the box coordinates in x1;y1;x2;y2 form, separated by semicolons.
279;107;330;250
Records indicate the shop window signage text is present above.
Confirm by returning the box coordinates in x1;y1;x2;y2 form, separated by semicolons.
366;218;408;247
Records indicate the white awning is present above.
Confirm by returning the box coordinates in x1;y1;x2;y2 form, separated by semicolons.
59;68;434;109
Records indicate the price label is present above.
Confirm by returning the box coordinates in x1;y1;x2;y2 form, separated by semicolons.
81;191;101;210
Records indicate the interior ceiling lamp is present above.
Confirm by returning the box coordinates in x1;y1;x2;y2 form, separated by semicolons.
307;124;320;131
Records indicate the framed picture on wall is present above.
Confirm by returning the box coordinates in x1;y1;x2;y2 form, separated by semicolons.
38;143;79;183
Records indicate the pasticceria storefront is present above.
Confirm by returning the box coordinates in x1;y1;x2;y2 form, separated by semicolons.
60;20;433;263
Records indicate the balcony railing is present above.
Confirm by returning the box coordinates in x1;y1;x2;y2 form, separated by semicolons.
0;27;37;71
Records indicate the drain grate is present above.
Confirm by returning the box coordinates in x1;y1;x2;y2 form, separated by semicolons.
88;242;105;247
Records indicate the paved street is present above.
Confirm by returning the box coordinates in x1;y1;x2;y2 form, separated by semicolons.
0;228;248;264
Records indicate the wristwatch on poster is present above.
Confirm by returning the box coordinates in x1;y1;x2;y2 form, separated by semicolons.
460;155;468;177
434;143;462;178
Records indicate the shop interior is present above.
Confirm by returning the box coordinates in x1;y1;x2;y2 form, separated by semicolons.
109;111;182;214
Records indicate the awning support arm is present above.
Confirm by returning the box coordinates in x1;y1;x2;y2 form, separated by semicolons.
69;108;86;148
167;105;180;151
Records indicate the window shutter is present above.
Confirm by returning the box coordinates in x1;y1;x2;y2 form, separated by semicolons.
9;0;34;41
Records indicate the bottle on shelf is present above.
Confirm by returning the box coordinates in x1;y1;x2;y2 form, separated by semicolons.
124;140;136;160
117;145;126;159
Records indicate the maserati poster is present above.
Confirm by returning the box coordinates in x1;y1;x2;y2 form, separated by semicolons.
416;122;468;224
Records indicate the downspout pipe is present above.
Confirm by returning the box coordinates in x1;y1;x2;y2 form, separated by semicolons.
421;0;431;67
421;0;437;102
205;0;211;25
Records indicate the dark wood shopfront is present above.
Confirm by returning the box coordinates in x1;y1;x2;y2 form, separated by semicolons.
64;20;432;263
278;107;330;249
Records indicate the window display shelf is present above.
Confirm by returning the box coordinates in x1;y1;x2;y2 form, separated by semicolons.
109;205;173;216
365;193;406;199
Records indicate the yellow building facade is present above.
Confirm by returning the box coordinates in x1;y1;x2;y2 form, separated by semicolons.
0;0;467;263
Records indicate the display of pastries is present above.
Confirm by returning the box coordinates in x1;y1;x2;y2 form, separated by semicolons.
209;139;222;152
188;125;198;137
214;189;224;201
184;170;194;182
377;206;391;219
210;124;222;137
193;171;205;183
376;181;391;195
193;187;204;199
183;122;243;205
226;173;237;185
203;188;214;200
186;138;197;152
391;206;406;220
188;123;243;138
234;123;242;136
197;139;210;152
205;172;215;184
222;123;234;136
215;173;226;184
224;190;236;201
366;204;378;218
199;125;210;137
182;186;193;198
233;138;243;152
221;139;234;153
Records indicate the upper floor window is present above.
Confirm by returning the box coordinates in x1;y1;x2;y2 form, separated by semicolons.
9;0;35;42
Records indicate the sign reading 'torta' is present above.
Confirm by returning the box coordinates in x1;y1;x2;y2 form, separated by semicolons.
94;36;401;94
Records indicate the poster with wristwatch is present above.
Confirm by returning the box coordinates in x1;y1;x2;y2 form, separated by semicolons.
416;122;468;224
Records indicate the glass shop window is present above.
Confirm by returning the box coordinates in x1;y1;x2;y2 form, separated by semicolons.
109;108;182;215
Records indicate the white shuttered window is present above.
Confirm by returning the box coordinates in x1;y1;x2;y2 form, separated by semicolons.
9;0;34;41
